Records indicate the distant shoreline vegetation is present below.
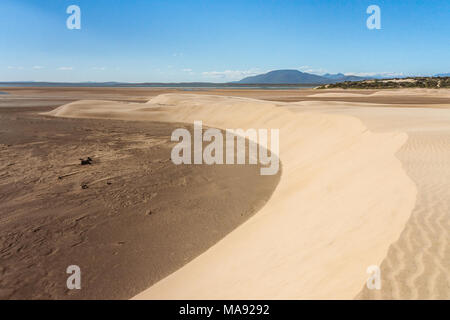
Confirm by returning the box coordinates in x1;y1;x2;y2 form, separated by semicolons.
317;77;450;89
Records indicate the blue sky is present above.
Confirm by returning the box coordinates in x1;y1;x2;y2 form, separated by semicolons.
0;0;449;82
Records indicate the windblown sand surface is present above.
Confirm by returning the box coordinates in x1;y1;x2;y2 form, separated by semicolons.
284;100;450;299
46;93;418;299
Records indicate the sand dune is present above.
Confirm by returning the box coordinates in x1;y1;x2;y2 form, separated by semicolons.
308;89;450;99
358;132;450;299
307;92;371;98
45;94;417;299
281;100;450;299
369;88;450;98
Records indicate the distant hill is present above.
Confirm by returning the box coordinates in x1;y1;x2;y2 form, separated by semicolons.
322;73;370;82
435;73;450;77
236;70;370;84
236;70;327;84
321;73;346;80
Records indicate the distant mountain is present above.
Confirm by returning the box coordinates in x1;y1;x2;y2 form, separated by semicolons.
236;70;371;84
322;73;371;82
322;73;346;80
236;70;329;84
435;73;450;77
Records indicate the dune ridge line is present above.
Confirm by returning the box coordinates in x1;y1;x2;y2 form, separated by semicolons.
45;93;417;299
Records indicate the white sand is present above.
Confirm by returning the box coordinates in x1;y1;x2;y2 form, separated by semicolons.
46;94;417;299
308;88;450;99
370;88;450;97
307;92;371;98
285;100;450;299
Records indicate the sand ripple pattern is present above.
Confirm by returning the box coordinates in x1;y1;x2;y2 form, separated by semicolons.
357;132;450;299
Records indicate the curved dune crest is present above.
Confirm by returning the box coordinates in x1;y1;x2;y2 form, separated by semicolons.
46;94;417;299
307;92;371;98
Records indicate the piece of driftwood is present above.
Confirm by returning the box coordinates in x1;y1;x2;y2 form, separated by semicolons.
79;157;93;165
58;170;82;180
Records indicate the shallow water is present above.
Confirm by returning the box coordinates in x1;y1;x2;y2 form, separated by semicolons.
0;83;314;90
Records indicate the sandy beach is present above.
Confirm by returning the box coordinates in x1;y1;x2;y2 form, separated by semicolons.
0;87;449;299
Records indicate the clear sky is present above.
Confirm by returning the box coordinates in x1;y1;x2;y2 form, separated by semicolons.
0;0;449;82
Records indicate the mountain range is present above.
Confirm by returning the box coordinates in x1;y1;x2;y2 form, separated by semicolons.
236;70;372;84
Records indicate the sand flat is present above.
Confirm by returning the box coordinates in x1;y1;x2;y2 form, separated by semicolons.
0;105;278;299
3;86;450;105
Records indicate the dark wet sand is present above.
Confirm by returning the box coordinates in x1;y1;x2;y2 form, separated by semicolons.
0;105;280;299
